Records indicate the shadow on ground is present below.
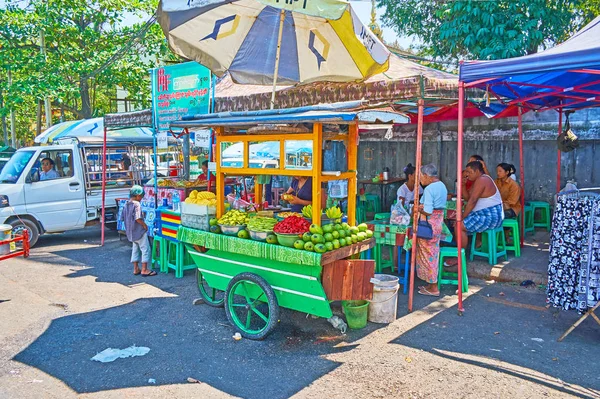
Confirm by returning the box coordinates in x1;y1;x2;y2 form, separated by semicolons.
391;283;600;397
15;229;383;398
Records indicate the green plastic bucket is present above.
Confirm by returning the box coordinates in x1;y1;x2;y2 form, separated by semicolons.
342;300;369;330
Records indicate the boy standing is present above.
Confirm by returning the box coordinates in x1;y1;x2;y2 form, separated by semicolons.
121;185;156;276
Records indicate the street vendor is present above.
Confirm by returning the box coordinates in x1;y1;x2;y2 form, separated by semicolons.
196;160;216;183
283;176;313;213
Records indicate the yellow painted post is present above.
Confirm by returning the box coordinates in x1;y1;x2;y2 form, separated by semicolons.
347;123;358;225
215;127;225;218
255;183;263;206
312;123;323;225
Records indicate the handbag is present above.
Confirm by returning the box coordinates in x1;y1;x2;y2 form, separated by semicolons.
416;218;434;240
557;112;580;153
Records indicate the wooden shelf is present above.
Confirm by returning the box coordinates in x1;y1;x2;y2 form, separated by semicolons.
320;238;375;266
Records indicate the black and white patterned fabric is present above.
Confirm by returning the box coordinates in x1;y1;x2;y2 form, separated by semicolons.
547;195;600;313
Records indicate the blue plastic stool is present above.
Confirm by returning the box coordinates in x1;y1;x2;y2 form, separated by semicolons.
397;249;411;294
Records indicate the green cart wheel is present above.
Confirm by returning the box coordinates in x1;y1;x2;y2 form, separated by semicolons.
196;269;225;307
224;272;279;340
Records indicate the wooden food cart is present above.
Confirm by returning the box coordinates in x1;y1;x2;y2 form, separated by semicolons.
172;102;409;339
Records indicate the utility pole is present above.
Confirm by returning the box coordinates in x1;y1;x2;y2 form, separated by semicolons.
8;68;16;148
40;31;52;129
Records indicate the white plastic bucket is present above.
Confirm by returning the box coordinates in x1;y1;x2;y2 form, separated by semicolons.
0;224;12;255
368;274;399;324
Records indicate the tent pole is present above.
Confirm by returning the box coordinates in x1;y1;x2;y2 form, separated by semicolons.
557;109;563;193
270;9;285;110
408;98;424;313
101;126;107;246
518;106;525;247
456;83;465;313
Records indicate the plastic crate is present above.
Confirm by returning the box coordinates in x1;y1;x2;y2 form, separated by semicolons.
181;213;211;231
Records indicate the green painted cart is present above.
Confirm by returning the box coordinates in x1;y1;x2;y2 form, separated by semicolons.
179;227;375;340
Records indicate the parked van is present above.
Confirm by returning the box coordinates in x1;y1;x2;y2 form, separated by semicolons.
0;137;161;246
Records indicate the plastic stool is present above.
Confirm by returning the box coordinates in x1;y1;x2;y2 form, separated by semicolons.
524;205;535;236
365;194;381;214
469;226;507;265
438;247;469;293
356;205;366;224
164;240;196;278
502;218;521;257
527;201;551;231
151;236;163;270
374;213;391;220
374;243;396;273
398;249;411;294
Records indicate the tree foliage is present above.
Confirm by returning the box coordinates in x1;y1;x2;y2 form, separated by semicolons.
0;0;175;144
378;0;599;64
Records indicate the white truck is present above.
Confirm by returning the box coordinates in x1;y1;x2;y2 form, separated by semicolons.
0;137;158;246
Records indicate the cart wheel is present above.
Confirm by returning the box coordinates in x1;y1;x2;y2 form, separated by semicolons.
225;272;279;340
196;269;225;307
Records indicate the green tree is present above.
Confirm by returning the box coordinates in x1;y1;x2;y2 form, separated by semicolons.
0;0;174;144
378;0;599;63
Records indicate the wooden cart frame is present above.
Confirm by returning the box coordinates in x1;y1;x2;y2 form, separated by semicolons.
172;102;408;339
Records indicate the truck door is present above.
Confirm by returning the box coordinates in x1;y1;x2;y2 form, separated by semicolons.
23;148;86;232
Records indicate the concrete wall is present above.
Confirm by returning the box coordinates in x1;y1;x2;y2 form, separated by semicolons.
350;108;600;205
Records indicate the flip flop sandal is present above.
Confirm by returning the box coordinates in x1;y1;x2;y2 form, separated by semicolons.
133;271;141;275
418;287;440;297
141;271;157;277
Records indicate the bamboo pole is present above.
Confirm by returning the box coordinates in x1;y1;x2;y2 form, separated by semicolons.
270;10;286;110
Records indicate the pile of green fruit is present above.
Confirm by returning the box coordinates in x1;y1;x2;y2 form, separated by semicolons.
247;216;278;232
292;222;373;253
217;210;250;226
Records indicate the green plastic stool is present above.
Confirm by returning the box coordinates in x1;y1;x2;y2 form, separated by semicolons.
374;243;395;273
151;236;163;270
374;213;391;220
527;201;551;231
356;205;366;224
469;226;507;265
502;218;521;257
524;205;535;236
438;247;469;293
163;240;178;274
364;194;381;214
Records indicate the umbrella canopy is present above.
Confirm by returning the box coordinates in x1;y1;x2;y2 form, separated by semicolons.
158;0;390;86
34;118;155;144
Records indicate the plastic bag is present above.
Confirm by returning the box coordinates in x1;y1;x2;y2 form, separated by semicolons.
390;201;410;226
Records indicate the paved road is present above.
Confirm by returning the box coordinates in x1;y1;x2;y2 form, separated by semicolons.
0;228;598;398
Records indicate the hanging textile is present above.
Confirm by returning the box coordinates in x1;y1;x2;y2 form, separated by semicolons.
577;200;600;311
547;194;600;313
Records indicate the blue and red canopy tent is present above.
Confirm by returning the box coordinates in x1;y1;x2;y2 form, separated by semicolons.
454;15;600;310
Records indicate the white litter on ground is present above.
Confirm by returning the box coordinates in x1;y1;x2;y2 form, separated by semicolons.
531;338;545;343
91;346;150;363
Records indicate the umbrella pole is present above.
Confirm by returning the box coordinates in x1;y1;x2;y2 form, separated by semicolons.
270;10;286;110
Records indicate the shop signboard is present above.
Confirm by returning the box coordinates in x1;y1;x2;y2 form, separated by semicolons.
151;62;211;135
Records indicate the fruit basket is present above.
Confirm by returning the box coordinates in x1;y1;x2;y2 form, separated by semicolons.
275;232;302;247
248;229;272;242
219;224;246;236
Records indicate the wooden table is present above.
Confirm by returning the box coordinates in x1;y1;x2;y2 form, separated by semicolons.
359;177;405;213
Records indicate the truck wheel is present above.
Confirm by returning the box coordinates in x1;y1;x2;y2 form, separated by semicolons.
9;218;40;247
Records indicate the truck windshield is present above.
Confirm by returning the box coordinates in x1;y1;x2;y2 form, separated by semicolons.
0;150;35;183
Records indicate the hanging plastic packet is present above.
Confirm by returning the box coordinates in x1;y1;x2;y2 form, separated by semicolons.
390;201;410;226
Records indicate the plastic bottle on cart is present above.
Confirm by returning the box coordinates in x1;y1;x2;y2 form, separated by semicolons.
172;191;181;213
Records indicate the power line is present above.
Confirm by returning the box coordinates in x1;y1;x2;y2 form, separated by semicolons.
85;12;157;79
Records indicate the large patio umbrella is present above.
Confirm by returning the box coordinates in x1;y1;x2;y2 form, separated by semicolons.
158;0;390;108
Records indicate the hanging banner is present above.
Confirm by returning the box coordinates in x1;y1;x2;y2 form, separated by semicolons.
151;62;211;135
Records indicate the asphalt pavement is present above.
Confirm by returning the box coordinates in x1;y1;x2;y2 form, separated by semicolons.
0;227;598;399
